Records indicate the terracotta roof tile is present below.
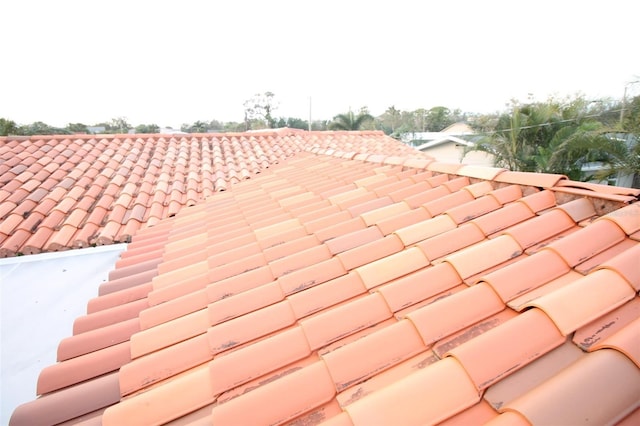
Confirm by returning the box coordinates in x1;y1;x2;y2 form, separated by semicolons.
494;170;567;188
9;373;120;426
300;292;392;350
442;234;522;281
336;233;403;271
394;213;457;246
354;246;428;290
450;308;563;387
502;349;640;425
502;208;575;249
482;340;585;412
541;218;626;267
589;317;640;367
323;320;425;392
525;269;635;335
6;129;640;425
345;357;478;425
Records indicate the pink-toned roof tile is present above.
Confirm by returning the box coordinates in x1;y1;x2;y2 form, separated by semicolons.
1;130;425;257
6;129;640;426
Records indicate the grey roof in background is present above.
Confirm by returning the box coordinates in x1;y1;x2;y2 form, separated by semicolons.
0;244;127;425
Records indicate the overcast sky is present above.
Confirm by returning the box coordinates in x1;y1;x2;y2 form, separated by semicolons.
2;0;638;128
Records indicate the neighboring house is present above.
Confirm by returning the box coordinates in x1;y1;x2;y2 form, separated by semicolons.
582;162;638;188
403;123;494;167
159;127;189;135
582;133;639;188
2;129;640;425
86;126;106;134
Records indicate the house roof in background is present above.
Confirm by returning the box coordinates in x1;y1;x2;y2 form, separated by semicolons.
415;135;476;151
440;122;474;135
6;131;640;425
0;129;425;257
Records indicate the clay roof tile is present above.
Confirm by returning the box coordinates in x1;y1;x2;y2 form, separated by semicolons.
6;130;640;425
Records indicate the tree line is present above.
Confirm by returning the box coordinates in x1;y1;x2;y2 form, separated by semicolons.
0;92;468;136
2;90;638;186
0;117;160;136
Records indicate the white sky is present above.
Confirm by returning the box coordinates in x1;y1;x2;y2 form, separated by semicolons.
2;0;638;128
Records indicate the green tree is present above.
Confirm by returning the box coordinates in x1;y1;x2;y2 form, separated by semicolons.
275;117;309;130
542;121;609;180
379;106;401;135
578;95;640;186
425;106;454;131
181;121;208;133
311;120;328;131
413;108;428;133
328;110;374;131
19;121;69;135
109;117;132;134
0;118;18;136
622;95;640;134
465;101;563;172
134;124;160;133
223;121;246;132
66;123;88;133
464;96;639;184
208;120;224;132
244;92;278;129
591;134;640;187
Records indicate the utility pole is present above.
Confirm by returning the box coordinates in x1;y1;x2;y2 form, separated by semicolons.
308;96;312;131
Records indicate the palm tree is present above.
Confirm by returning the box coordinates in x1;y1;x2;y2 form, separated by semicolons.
465;105;546;172
543;120;609;180
465;101;565;172
597;135;640;187
565;132;640;187
382;106;401;133
328;111;374;131
464;98;640;186
0;118;18;136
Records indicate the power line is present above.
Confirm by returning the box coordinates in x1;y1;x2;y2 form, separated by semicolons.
481;108;626;134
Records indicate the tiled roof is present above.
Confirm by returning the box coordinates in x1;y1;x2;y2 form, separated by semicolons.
7;130;640;425
0;129;424;257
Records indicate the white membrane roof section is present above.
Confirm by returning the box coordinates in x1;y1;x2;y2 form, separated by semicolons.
0;244;128;425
